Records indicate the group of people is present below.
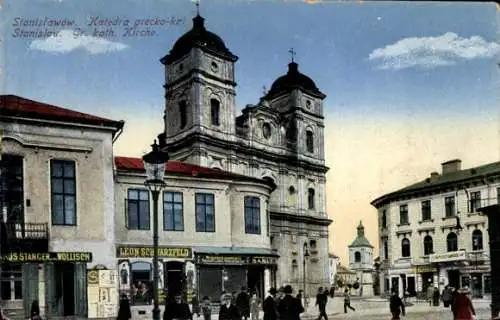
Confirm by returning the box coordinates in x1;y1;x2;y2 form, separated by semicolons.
441;285;477;320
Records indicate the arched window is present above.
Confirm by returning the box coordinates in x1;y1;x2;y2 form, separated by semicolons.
447;232;458;252
354;251;361;263
401;238;411;257
423;235;433;255
210;99;220;126
179;100;187;129
307;188;315;209
306;130;314;153
382;210;387;229
472;229;483;251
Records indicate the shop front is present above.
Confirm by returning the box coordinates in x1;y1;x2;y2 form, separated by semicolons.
115;244;193;305
1;251;92;318
195;251;278;302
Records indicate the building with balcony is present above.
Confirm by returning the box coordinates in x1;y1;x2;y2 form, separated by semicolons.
348;221;374;296
0;95;124;318
371;159;500;299
113;156;277;303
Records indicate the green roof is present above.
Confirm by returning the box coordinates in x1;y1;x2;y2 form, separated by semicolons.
371;161;500;207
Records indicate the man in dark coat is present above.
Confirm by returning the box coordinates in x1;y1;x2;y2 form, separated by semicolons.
236;287;250;320
315;287;328;320
389;290;405;320
220;293;240;320
278;285;304;320
164;294;192;320
263;288;279;320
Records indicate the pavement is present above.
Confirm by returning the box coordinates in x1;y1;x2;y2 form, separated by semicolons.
6;297;490;319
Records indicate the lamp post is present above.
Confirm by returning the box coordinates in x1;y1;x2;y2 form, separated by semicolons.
143;140;169;320
303;242;310;308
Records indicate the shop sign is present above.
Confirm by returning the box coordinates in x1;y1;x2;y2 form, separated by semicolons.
429;250;466;263
198;255;247;265
3;252;92;262
414;265;435;273
250;256;277;265
116;246;192;259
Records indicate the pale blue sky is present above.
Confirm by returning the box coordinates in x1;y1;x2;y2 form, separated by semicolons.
1;0;499;263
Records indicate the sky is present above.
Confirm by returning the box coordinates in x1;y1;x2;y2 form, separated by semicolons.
1;0;499;265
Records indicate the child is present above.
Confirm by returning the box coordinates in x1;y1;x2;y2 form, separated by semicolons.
201;296;212;320
250;292;261;320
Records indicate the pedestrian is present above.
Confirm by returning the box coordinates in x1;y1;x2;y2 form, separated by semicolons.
343;288;355;313
451;286;476;320
426;285;434;306
192;291;201;318
315;287;328;320
389;290;405;320
220;293;240;320
236;287;251;320
263;288;278;320
277;285;303;320
117;294;131;320
442;285;452;307
201;296;212;320
164;293;192;320
250;292;261;320
329;286;335;298
30;300;41;320
432;287;440;306
296;290;303;307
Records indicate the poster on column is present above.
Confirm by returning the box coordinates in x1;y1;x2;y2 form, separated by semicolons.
87;269;119;319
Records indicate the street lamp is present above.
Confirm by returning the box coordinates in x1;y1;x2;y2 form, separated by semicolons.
303;242;310;308
143;140;169;320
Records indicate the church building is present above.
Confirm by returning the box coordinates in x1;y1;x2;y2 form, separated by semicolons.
348;221;374;297
158;12;332;294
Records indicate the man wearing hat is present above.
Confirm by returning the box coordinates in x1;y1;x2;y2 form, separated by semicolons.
451;286;476;320
278;285;304;320
263;288;279;320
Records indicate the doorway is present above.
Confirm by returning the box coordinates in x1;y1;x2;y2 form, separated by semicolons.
55;263;75;316
165;261;184;297
406;276;416;297
421;272;433;293
447;270;460;289
391;277;399;295
247;266;264;298
471;273;483;298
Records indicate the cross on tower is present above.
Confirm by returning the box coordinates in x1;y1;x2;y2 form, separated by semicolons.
288;48;296;63
192;0;200;15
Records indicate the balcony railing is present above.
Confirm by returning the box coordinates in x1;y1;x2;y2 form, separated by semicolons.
1;222;49;253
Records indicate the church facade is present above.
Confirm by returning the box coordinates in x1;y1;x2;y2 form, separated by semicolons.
159;13;332;293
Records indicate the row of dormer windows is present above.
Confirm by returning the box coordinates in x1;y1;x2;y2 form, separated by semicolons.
126;189;269;235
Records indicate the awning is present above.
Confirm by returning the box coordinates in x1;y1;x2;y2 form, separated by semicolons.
194;246;278;256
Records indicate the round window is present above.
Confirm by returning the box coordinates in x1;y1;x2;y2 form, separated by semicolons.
262;123;272;139
211;61;219;72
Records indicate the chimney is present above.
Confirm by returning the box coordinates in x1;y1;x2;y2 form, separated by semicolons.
441;159;462;175
429;172;440;182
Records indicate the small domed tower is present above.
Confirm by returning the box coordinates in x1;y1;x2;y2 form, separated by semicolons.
348;221;374;297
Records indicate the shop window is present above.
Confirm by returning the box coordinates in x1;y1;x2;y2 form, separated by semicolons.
1;264;22;301
130;262;152;305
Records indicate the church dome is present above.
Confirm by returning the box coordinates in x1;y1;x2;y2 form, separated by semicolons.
161;14;238;65
265;62;325;99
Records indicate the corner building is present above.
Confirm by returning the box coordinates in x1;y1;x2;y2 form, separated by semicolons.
0;95;123;318
160;13;332;295
371;159;500;299
114;157;277;302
